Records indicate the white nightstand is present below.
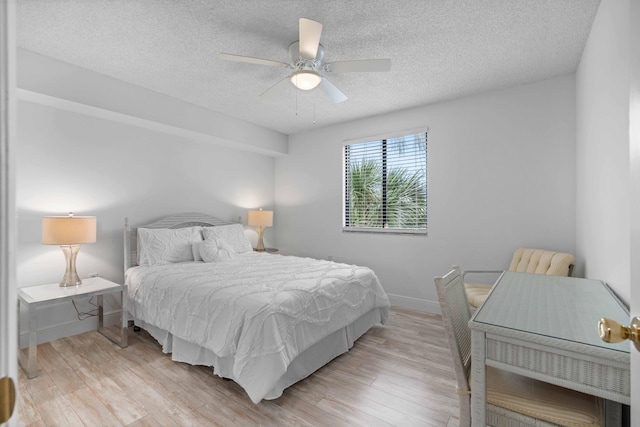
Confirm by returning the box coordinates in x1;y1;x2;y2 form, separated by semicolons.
253;247;279;253
18;276;128;378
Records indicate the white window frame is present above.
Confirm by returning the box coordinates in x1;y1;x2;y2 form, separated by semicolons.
342;127;428;235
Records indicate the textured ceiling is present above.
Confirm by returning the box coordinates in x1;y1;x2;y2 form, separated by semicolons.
17;0;600;135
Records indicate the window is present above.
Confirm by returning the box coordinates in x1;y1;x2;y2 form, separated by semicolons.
343;130;427;234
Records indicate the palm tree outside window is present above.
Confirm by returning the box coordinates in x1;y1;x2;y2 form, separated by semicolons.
343;131;427;233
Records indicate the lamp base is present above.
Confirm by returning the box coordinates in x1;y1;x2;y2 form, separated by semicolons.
59;245;83;287
256;226;266;252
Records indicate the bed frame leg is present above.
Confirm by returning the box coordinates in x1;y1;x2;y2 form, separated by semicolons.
127;320;141;332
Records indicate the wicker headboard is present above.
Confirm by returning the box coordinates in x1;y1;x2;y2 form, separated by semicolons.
123;212;232;272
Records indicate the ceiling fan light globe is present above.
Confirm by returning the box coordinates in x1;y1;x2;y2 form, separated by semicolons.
290;70;322;90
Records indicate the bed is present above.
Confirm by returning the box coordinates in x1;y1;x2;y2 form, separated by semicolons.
123;212;390;403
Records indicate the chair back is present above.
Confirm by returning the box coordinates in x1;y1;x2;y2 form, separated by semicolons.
434;266;472;394
508;248;574;277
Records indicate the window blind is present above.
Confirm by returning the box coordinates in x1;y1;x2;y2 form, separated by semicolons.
344;132;427;232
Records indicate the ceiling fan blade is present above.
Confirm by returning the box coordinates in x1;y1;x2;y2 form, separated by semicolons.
320;78;348;103
326;59;391;73
260;77;291;98
219;53;290;68
299;18;322;60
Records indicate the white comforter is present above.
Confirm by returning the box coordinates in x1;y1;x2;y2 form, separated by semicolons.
125;252;390;402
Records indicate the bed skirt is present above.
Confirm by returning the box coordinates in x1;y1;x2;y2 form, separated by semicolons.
134;307;386;403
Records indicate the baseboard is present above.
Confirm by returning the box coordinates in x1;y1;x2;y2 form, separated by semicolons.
387;293;439;314
19;310;122;348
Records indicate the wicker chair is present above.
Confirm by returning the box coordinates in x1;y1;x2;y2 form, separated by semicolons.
435;266;603;427
464;248;575;309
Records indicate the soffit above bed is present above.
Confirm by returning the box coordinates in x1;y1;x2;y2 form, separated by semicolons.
16;0;600;136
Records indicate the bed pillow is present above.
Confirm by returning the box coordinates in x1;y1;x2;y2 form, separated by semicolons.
138;226;202;266
202;224;253;254
199;238;237;262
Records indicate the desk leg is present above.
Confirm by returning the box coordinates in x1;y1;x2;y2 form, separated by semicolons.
604;400;623;427
97;291;128;348
18;301;37;379
471;329;486;427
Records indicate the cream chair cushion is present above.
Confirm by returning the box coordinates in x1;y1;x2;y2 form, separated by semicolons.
485;366;602;427
463;283;492;308
509;248;575;277
465;248;575;308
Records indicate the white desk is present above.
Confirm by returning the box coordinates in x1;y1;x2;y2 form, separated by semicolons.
469;272;630;426
18;276;128;378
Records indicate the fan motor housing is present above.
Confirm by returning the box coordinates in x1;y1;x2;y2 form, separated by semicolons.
289;41;324;70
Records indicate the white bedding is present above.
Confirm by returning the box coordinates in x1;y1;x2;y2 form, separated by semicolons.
125;252;390;403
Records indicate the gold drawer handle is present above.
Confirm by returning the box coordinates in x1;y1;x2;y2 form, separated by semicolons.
598;316;640;351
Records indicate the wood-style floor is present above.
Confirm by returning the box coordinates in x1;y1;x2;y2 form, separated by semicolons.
16;307;460;427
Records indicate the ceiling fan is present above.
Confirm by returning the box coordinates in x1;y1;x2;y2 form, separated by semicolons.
219;18;391;103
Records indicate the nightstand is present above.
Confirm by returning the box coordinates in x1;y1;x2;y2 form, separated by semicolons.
254;247;279;253
18;276;128;378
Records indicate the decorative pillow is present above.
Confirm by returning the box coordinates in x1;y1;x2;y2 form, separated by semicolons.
202;224;253;254
199;238;236;262
138;226;202;266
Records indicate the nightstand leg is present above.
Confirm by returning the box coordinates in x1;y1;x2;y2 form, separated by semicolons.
97;291;128;348
97;294;104;329
120;287;128;347
18;302;37;379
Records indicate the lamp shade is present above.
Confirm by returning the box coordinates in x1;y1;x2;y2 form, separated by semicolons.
42;215;96;245
248;210;273;227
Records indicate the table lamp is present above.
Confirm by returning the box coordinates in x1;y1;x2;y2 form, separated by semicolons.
248;209;273;252
42;213;96;287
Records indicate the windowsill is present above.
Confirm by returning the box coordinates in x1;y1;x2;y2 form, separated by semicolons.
342;227;428;235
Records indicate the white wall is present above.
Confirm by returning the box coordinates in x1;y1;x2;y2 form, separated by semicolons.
578;0;638;419
18;49;288;156
275;75;577;312
576;0;631;305
16;100;276;344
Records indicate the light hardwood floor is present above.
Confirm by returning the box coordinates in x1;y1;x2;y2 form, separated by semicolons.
17;307;460;427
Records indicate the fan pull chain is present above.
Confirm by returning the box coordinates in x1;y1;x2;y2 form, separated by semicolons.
313;90;316;125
